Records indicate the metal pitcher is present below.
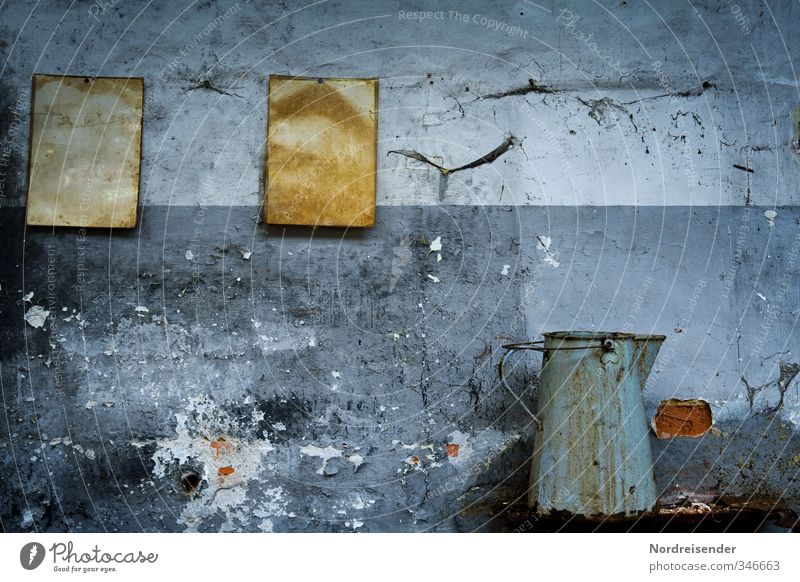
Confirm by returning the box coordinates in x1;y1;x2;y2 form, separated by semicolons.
499;331;665;518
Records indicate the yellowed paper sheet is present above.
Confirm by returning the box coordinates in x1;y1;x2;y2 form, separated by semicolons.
265;76;378;227
26;75;144;228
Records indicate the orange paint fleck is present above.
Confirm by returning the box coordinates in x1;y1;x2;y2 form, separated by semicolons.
410;455;419;465
446;444;460;457
218;466;235;476
210;438;235;458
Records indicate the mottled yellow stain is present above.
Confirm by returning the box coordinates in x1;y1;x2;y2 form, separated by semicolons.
25;74;143;228
265;75;378;228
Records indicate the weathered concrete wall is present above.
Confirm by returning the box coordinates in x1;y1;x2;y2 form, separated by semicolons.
1;0;799;532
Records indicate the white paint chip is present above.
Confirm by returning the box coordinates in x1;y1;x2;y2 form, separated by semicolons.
241;249;252;260
22;291;34;302
764;209;777;226
757;292;767;302
184;249;194;261
501;264;510;276
348;453;365;471
300;444;344;475
427;274;440;283
24;305;49;329
537;235;552;251
429;236;442;253
537;235;560;268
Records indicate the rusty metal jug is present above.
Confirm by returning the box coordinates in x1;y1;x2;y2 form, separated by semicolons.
499;332;665;518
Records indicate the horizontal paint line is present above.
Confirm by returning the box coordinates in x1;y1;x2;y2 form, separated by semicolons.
4;204;799;211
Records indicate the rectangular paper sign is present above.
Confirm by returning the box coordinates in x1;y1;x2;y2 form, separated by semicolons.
26;74;144;228
265;75;378;227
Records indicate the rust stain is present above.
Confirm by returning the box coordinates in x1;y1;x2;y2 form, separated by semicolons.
265;75;378;228
26;74;143;228
210;437;235;458
410;455;420;465
446;444;460;457
529;332;661;518
218;466;235;476
652;399;713;439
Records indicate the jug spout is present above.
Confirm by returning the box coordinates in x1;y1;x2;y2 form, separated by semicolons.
633;334;666;380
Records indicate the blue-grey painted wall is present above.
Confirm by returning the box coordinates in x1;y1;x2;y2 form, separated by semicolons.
1;0;799;532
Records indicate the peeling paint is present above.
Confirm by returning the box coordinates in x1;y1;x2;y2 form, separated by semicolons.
577;96;628;128
536;235;560;268
24;305;49;328
300;444;344;475
447;431;472;465
150;395;280;531
388;134;520;176
3;0;800;533
347;453;365;472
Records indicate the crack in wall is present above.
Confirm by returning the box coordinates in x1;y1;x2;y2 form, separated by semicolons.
183;78;242;98
621;80;717;106
477;78;555;100
742;362;800;415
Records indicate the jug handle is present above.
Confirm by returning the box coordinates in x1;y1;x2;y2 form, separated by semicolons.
498;346;541;424
498;339;612;425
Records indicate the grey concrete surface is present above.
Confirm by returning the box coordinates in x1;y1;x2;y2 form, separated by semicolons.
1;0;799;532
1;205;798;531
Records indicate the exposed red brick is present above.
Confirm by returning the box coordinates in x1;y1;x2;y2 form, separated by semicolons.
652;399;713;439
